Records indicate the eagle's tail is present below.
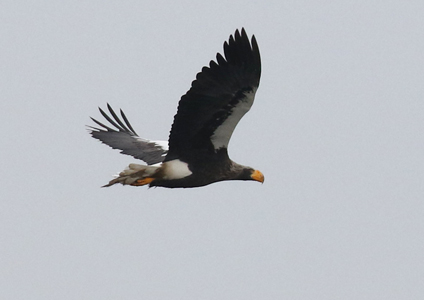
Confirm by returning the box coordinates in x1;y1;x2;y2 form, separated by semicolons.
102;163;159;187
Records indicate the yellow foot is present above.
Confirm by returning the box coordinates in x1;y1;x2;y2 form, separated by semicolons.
130;177;155;186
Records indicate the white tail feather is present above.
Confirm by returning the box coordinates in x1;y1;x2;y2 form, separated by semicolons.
102;164;160;187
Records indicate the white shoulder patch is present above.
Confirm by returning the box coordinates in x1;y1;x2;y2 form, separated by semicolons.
162;159;192;180
210;88;257;150
152;140;169;151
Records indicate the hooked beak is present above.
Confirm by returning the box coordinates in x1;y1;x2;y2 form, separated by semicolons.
251;169;264;183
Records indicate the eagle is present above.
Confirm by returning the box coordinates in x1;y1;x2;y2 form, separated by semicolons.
88;28;264;188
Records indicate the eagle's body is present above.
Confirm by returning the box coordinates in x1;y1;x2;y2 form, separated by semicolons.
89;29;264;188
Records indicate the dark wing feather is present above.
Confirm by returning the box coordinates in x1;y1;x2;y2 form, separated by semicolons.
165;28;261;162
89;104;168;165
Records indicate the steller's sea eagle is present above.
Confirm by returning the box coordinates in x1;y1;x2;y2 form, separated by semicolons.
88;28;264;188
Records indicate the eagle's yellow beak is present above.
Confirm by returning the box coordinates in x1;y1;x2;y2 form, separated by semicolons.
251;169;264;183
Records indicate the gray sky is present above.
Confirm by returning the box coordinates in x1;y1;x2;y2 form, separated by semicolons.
1;0;424;299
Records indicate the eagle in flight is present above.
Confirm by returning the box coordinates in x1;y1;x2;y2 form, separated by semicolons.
89;28;264;188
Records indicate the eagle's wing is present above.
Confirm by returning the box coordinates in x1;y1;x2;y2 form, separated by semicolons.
89;104;168;165
165;28;261;162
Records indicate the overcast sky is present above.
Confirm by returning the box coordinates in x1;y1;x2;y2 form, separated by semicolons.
1;0;424;299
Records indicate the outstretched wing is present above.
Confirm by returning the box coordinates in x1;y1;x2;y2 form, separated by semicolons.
88;104;168;165
165;28;261;162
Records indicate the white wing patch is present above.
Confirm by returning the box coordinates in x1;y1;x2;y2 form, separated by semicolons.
151;140;169;158
210;88;257;150
162;159;192;180
151;140;169;151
